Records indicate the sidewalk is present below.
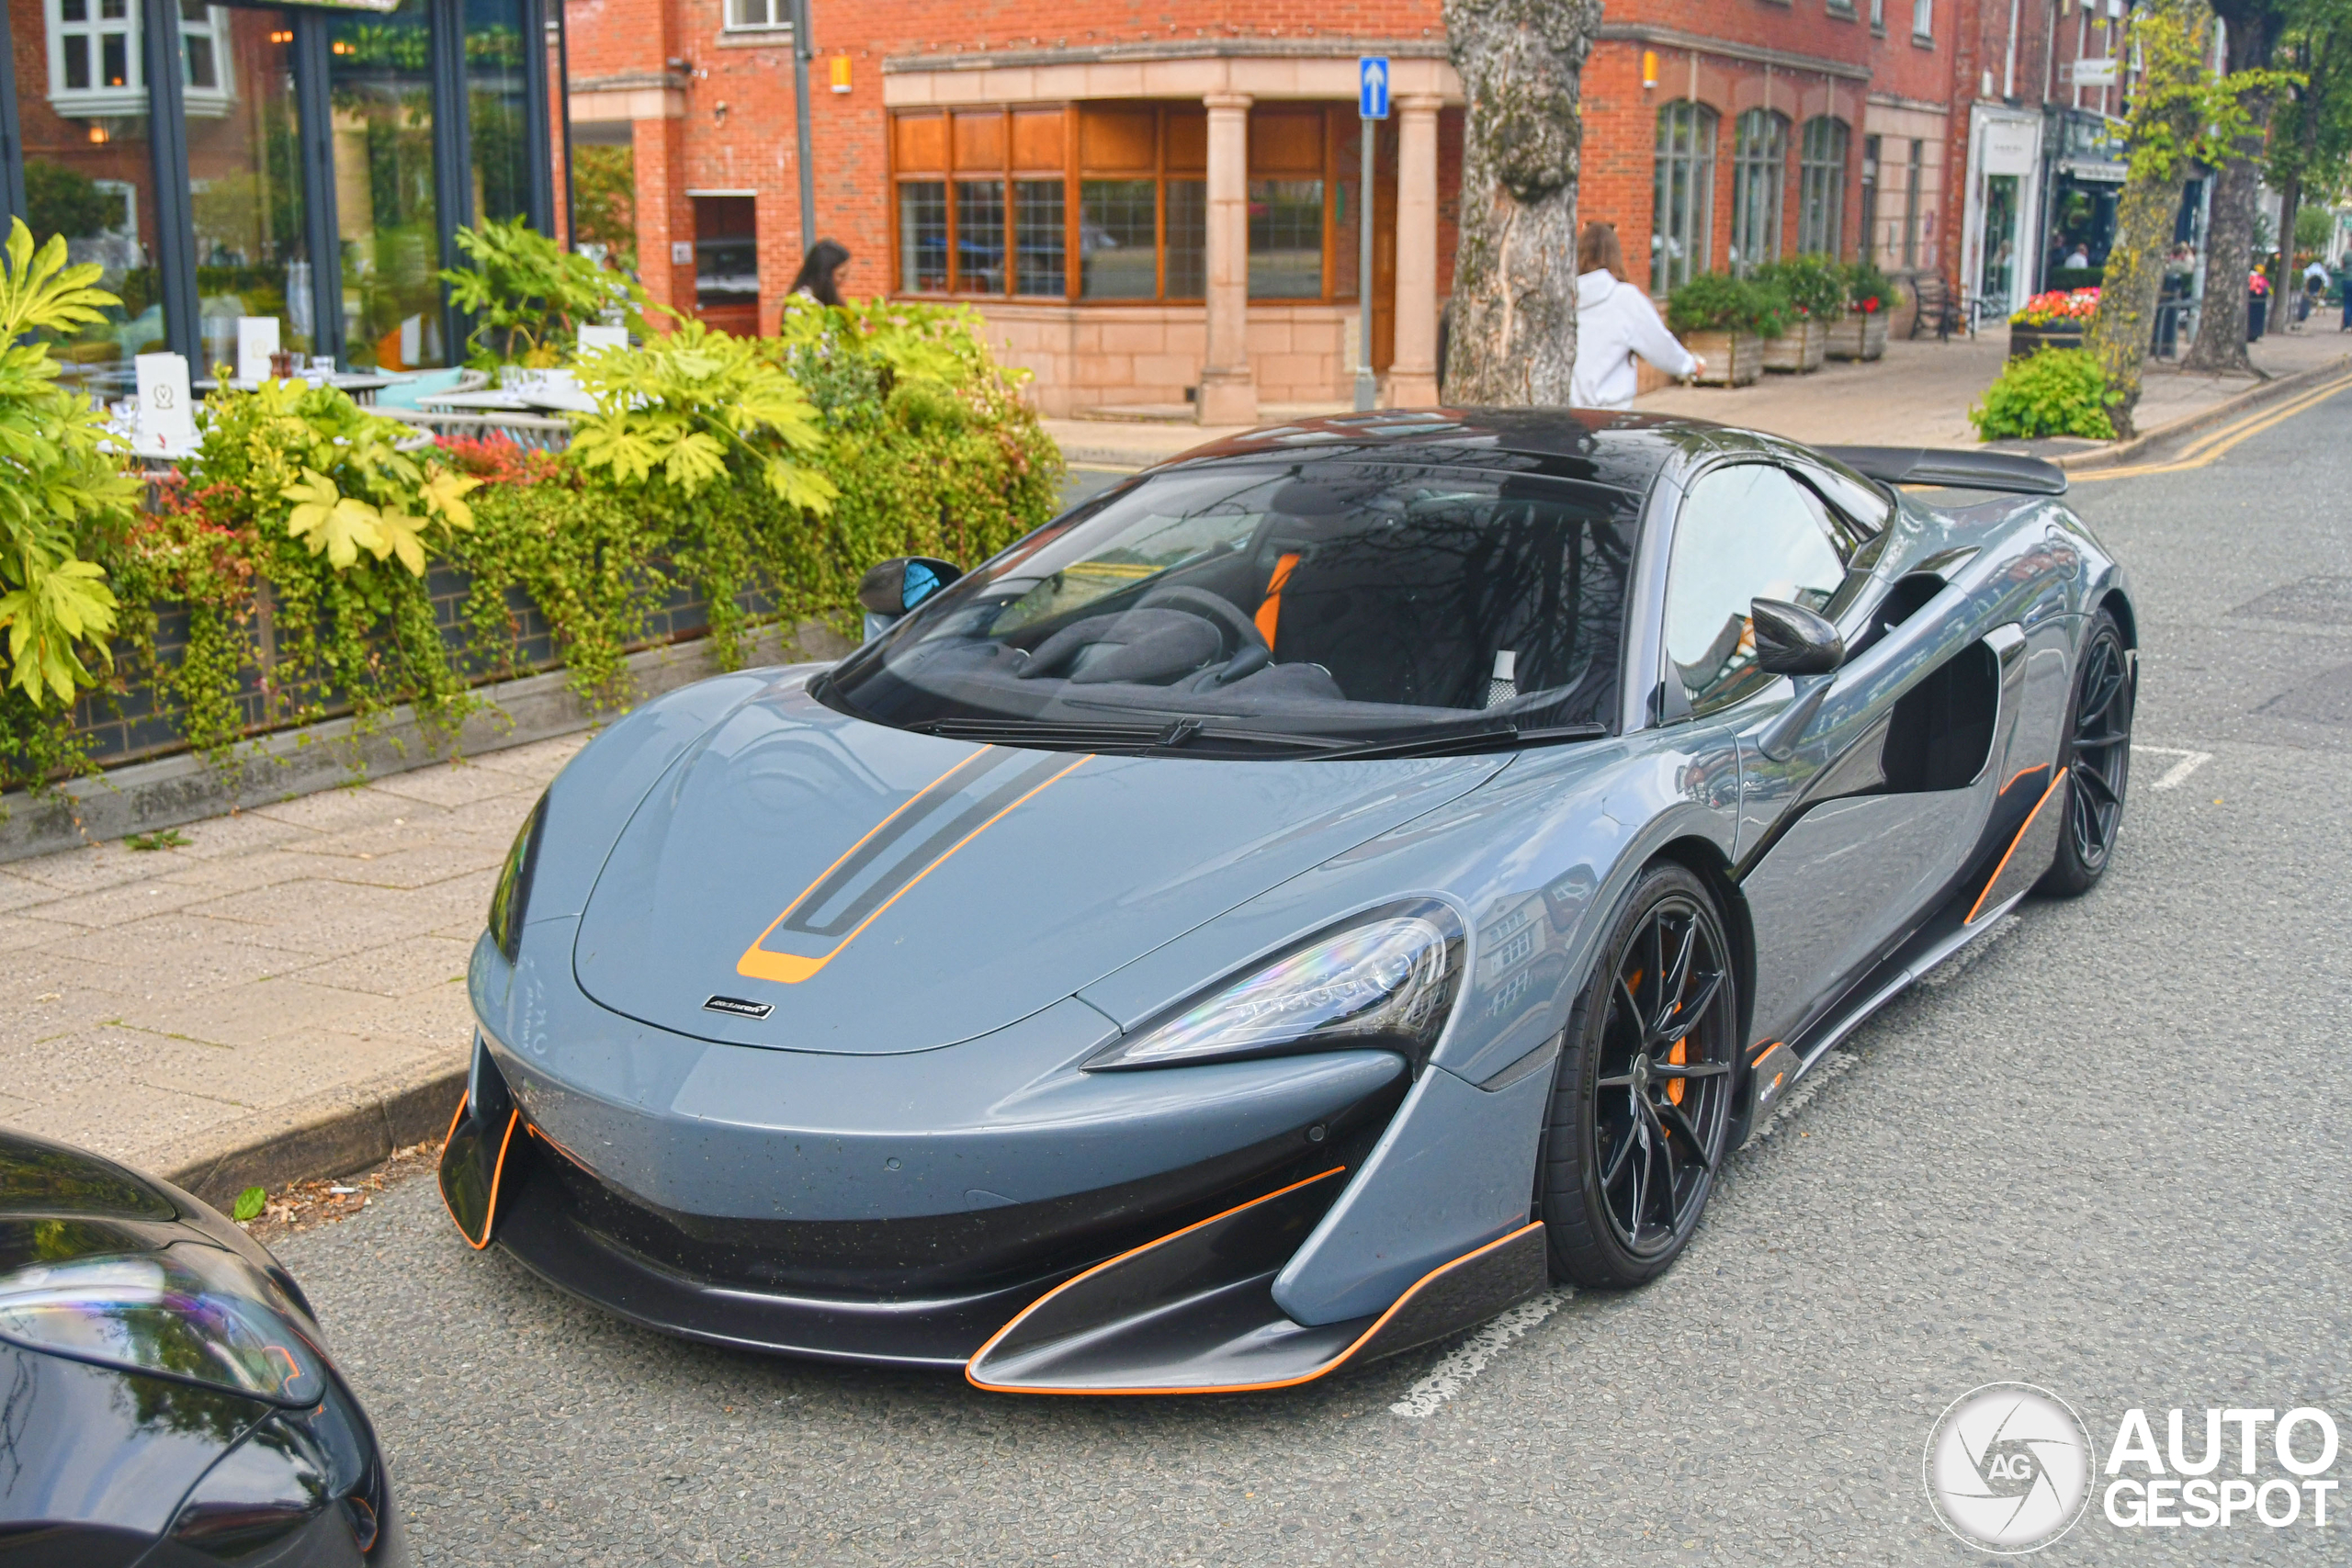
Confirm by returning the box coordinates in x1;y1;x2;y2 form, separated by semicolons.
0;737;578;1199
1041;321;2352;470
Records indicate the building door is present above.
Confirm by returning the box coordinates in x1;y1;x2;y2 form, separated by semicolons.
1979;174;2019;307
692;193;758;334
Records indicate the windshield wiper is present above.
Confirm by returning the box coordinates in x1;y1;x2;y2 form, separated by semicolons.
1308;721;1610;761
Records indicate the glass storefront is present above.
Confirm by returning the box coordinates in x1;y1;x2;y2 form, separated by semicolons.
1979;173;2018;305
1;0;559;380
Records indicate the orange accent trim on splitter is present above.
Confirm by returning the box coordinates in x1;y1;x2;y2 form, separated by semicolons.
2000;763;2051;795
1252;552;1300;647
1750;1042;1782;1066
967;1192;1545;1396
437;1104;520;1251
740;751;1091;984
1966;766;2067;925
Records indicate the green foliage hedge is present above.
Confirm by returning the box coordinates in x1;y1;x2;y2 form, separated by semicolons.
1968;347;2117;443
0;297;1063;793
1665;272;1793;338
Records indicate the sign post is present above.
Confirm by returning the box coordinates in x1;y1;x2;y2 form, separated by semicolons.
1355;57;1388;412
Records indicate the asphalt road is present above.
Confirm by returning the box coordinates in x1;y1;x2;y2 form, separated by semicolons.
280;395;2352;1565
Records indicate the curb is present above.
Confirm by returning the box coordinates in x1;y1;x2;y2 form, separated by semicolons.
0;618;849;867
2057;351;2352;470
160;1060;469;1211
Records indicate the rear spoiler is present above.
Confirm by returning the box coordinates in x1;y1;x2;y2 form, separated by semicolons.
1816;446;2068;497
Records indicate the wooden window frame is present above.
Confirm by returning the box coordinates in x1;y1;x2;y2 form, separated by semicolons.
888;102;1354;307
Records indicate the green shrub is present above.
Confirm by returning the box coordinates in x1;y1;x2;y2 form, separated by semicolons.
1666;272;1793;338
1754;254;1846;321
439;217;657;367
1968;347;2116;442
1843;257;1900;315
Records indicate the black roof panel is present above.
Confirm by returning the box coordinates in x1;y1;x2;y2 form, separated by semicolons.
1146;407;1729;492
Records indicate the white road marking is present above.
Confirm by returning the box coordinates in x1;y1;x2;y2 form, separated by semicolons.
2132;745;2213;791
1388;1289;1572;1418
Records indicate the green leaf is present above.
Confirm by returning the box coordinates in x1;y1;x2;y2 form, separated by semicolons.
232;1186;266;1223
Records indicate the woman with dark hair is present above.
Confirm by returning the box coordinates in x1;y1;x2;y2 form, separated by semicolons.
788;239;853;309
1569;220;1701;409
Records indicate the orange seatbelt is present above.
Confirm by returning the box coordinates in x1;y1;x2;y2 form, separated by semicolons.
1254;552;1300;647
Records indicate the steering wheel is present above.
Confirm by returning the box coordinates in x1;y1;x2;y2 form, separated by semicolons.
1136;586;1265;659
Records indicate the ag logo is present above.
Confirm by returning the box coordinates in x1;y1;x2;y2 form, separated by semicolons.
1924;1382;2093;1553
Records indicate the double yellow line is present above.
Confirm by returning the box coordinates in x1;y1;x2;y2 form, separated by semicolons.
2069;370;2352;481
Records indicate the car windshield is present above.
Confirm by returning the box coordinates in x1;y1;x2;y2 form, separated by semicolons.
820;462;1642;755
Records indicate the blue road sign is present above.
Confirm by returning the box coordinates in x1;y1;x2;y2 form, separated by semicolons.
1359;57;1390;119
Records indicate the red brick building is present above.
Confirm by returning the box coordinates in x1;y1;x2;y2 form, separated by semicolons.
560;0;2126;413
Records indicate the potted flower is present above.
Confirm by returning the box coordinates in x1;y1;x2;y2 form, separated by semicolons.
1666;273;1791;387
1754;256;1843;373
2007;288;2099;359
1827;260;1898;361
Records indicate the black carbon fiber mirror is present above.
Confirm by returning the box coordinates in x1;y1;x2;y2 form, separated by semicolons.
1751;597;1845;676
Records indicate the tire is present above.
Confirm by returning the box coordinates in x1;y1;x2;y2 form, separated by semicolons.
2036;608;2133;897
1540;863;1740;1289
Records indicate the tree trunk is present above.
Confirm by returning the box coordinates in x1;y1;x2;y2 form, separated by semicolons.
2185;6;2281;373
1441;0;1604;405
2087;0;2212;437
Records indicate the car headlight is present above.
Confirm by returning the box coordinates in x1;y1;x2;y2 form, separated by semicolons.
1084;901;1465;1072
0;1243;330;1406
487;793;547;962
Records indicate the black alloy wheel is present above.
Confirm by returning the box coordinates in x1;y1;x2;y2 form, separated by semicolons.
1541;863;1739;1288
2038;608;2132;897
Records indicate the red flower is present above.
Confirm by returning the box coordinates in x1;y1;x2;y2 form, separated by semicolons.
1863;296;1881;313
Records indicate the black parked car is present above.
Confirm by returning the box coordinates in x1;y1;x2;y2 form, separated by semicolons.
0;1129;405;1566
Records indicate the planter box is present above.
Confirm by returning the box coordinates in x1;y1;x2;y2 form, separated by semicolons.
2007;322;2086;359
1761;317;1827;373
1825;310;1889;361
1681;330;1763;387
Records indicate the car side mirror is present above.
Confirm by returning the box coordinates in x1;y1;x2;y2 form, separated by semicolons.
857;556;963;638
1751;597;1846;676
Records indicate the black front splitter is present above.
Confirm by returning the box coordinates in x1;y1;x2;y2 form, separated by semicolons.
488;1142;1057;1368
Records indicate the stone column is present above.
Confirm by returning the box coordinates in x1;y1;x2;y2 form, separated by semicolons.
1385;95;1444;407
1197;92;1258;426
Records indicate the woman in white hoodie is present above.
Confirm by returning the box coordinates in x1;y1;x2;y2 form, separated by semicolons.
1570;223;1703;409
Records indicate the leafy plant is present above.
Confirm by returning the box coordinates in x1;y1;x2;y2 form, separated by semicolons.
571;144;638;272
232;1186;266;1223
570;321;837;510
1969;348;2117;442
1754;254;1847;321
439;217;659;367
0;220;139;707
125;828;189;851
1843;258;1899;314
1665;272;1793;338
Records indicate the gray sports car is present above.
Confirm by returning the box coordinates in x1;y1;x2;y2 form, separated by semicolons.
441;410;2133;1394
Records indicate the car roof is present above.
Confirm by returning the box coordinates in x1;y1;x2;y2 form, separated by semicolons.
1148;408;1747;495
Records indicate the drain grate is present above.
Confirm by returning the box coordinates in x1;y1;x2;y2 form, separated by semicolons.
2258;661;2352;726
2230;575;2352;626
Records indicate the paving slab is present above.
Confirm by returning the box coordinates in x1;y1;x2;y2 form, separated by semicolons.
0;737;572;1202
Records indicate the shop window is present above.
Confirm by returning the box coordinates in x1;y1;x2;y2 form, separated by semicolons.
1013;178;1065;296
1080;179;1155;298
1651;100;1716;294
44;0;232;118
899;180;947;292
1797;117;1849;258
888;102;1355;305
723;0;784;28
1913;0;1933;40
1731;108;1787;275
329;0;445;371
187;9;310;370
466;0;533;226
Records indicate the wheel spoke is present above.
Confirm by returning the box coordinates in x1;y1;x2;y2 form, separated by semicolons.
1657;970;1724;1042
1655;1098;1717;1172
1601;1123;1637;1188
2075;762;2120;810
1613;974;1648;1046
1598;1072;1636;1089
